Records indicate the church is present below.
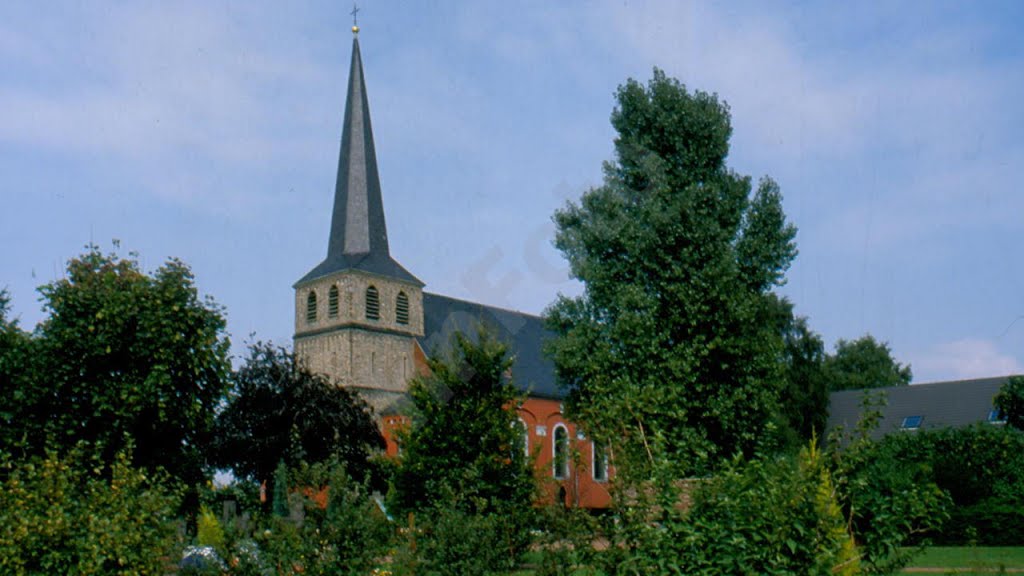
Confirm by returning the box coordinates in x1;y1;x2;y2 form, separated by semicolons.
292;29;611;508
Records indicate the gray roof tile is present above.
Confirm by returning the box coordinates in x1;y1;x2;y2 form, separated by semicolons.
826;376;1012;440
418;293;561;399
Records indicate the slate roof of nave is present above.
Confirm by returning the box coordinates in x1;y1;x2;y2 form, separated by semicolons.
418;292;562;400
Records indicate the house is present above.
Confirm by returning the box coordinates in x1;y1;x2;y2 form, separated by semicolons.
292;29;610;508
826;375;1012;441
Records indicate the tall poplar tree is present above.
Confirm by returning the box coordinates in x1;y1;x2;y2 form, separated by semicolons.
546;69;797;477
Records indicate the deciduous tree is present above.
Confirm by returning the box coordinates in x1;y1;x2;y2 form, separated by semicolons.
995;375;1024;430
771;296;830;445
390;329;536;572
28;246;231;490
391;329;535;514
0;289;36;454
212;342;383;488
825;335;912;391
546;69;797;476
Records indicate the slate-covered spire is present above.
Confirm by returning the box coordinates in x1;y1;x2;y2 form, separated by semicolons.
330;35;386;259
297;33;421;286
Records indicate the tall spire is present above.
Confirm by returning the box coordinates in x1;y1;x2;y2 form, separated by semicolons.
297;30;421;286
329;35;386;259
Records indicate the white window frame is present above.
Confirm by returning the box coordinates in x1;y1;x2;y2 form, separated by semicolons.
518;418;529;459
552;424;569;480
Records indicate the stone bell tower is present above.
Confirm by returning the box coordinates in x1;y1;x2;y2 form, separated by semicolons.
294;29;424;415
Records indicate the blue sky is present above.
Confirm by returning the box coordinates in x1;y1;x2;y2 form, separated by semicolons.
2;1;1022;383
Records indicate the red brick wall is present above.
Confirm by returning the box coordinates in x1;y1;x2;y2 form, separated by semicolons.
379;397;613;508
518;396;612;509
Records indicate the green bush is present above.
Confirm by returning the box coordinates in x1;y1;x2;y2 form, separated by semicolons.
533;506;603;576
859;424;1024;546
0;448;180;575
580;442;860;575
652;443;859;575
393;504;530;576
230;460;392;576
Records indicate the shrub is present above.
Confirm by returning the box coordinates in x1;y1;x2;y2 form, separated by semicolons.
857;424;1024;546
0;448;180;575
393;504;529;576
197;505;226;549
652;442;860;575
249;460;392;576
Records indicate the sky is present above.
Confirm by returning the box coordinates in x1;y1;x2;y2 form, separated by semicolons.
2;1;1023;384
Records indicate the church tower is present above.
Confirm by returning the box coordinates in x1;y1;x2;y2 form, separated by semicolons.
294;30;424;415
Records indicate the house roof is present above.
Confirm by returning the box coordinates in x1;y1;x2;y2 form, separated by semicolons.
297;35;421;287
826;375;1012;440
417;292;562;400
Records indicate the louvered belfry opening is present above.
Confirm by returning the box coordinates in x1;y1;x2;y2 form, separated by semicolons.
396;291;410;325
365;285;380;320
306;291;318;323
328;285;340;318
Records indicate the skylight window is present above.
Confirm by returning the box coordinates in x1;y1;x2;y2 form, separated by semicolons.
901;415;923;430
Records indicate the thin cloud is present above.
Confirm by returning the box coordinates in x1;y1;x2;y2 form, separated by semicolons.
913;338;1023;382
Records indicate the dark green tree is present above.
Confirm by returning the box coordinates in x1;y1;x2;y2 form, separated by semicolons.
391;329;535;514
0;289;37;454
995;375;1024;430
390;329;536;573
770;296;830;445
26;246;231;490
212;342;383;489
825;335;912;391
545;69;797;476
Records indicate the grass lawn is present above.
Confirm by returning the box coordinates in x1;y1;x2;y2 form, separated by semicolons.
902;547;1024;573
508;547;1024;575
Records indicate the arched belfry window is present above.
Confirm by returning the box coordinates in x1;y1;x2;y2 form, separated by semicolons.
306;291;317;324
396;291;410;325
328;285;339;318
553;425;569;480
365;286;380;321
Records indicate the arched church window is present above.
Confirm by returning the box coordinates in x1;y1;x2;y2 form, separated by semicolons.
553;424;569;479
365;286;380;320
306;291;317;324
396;291;410;325
328;285;339;318
516;418;529;459
593;441;608;482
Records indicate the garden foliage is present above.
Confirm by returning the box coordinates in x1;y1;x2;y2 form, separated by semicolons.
0;448;180;576
850;423;1024;546
587;442;860;575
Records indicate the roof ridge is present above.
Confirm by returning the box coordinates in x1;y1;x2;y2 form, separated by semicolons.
423;291;545;321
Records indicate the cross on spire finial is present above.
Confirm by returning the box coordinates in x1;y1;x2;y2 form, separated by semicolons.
351;3;360;34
